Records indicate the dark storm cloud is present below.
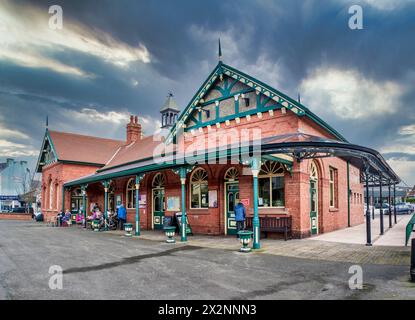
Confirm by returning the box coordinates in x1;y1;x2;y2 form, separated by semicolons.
1;0;415;183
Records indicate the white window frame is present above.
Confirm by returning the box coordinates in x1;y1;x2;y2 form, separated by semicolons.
126;178;135;209
190;168;209;209
49;182;53;209
329;167;336;208
258;161;286;208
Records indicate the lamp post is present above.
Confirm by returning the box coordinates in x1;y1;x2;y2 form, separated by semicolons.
393;184;397;224
81;184;88;228
135;174;144;236
180;167;187;242
102;180;109;231
388;182;392;228
251;158;261;250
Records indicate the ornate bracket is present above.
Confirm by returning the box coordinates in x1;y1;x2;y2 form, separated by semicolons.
135;174;145;189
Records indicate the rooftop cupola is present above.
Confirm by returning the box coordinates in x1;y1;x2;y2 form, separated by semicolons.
160;92;180;129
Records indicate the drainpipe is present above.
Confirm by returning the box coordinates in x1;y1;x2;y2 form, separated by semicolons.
347;161;351;227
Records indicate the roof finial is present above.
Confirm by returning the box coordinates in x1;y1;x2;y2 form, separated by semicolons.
218;38;222;62
46;115;49;128
298;92;301;103
168;91;173;98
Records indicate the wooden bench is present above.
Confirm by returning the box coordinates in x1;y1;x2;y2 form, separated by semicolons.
246;216;292;241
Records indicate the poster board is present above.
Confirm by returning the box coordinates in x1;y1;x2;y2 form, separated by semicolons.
139;194;146;208
167;196;180;211
208;190;218;208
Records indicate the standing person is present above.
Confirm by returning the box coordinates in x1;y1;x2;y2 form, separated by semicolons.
117;202;127;230
234;201;246;238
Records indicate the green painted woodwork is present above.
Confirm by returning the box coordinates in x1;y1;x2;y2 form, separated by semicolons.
35;129;59;172
226;183;239;235
166;62;347;144
251;157;260;249
310;180;318;235
102;180;110;231
405;213;415;246
135;174;144;236
81;184;88;228
152;188;165;230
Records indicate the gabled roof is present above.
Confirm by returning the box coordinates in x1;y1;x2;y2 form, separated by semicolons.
36;129;124;172
99;135;166;171
165;62;348;144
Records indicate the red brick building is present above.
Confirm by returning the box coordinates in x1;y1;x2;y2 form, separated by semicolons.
36;61;397;243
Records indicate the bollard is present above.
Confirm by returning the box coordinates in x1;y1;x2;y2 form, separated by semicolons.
411;238;415;282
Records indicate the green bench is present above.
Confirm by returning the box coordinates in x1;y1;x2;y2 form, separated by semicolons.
405;213;415;246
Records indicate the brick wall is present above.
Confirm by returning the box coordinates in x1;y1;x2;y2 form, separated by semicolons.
0;213;32;221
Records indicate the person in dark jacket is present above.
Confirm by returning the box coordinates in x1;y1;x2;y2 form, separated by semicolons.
234;201;246;237
117;203;127;230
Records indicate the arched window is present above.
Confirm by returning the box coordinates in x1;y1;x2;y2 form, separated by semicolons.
49;182;53;209
126;178;136;209
258;161;285;207
55;183;60;210
310;161;318;181
190;168;208;209
224;167;239;181
152;173;166;188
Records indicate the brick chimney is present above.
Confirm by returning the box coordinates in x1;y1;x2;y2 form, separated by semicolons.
126;115;142;144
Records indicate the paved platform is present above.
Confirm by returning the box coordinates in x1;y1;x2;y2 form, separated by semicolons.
309;213;414;247
0;220;414;300
106;229;411;266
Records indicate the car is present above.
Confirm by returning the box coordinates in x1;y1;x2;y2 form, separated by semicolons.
374;203;390;214
8;207;33;214
393;203;413;215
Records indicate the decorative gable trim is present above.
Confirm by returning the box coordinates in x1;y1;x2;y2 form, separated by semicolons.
35;129;59;173
166;62;347;144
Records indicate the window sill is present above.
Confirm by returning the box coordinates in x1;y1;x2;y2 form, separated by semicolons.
188;209;210;215
329;207;339;212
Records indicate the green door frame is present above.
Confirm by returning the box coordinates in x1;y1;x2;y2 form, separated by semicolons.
152;188;165;230
225;182;239;235
310;179;318;235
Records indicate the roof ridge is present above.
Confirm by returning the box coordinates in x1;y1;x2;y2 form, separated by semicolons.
48;129;124;143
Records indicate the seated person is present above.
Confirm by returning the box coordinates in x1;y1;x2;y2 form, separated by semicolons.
61;209;72;225
76;211;83;224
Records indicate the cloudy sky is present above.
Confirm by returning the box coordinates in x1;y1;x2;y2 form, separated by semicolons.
0;0;414;185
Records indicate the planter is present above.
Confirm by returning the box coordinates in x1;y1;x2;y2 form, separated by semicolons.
164;226;176;243
92;219;100;232
124;223;133;237
237;230;253;253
